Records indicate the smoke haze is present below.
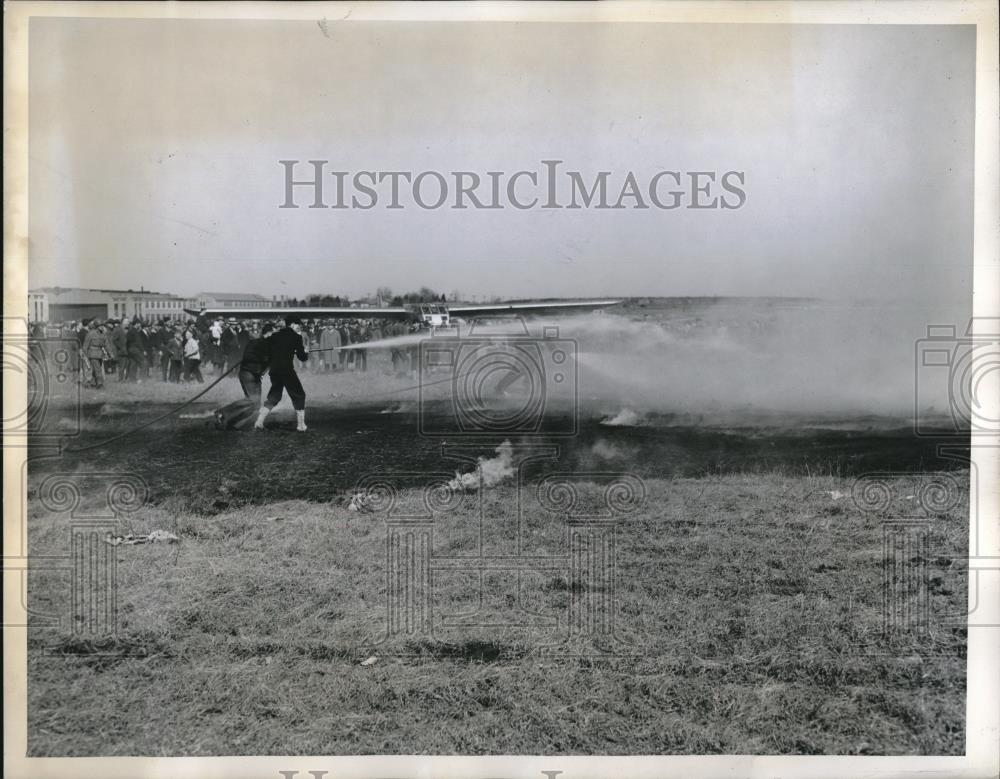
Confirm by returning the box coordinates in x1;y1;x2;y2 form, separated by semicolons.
441;299;970;421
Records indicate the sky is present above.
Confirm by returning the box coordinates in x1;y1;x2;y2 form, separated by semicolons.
28;19;975;302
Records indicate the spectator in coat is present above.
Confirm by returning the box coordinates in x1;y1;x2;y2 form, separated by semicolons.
81;322;112;389
110;320;128;381
236;324;251;354
338;322;351;369
143;324;157;378
166;331;184;382
125;323;148;383
221;323;240;373
183;330;204;383
101;320;117;375
318;325;341;372
154;323;171;381
354;323;369;372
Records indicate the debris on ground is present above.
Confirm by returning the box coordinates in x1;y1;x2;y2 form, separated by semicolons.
148;530;180;542
360;656;378;666
826;490;847;500
105;530;180;546
348;492;374;513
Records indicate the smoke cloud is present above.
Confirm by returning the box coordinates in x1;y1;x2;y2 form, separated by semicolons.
448;299;969;422
448;441;515;492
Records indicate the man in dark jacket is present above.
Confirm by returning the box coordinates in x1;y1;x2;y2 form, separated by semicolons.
255;315;309;431
236;324;251;353
125;323;148;383
156;323;171;381
143;324;157;378
111;320;128;381
166;330;184;382
338;322;351;369
239;323;274;405
221;322;241;373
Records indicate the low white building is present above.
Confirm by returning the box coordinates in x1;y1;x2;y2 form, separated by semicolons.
193;292;273;311
28;290;50;323
27;287;197;323
108;291;197;322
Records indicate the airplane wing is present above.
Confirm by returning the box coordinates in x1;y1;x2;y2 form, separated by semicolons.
449;299;620;317
183;307;412;320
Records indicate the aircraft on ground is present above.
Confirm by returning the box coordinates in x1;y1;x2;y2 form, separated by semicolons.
184;299;620;329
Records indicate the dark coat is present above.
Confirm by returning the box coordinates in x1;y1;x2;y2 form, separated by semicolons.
166;338;184;360
267;327;307;375
240;336;270;376
126;328;148;358
111;325;127;355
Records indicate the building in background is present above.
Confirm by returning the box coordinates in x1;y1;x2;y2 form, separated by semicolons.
27;287;197;323
193;292;272;311
108;290;197;322
28;290;50;323
27;287;117;323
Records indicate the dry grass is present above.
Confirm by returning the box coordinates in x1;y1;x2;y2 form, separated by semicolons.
27;472;968;756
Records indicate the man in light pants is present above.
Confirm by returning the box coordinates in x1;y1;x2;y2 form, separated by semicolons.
255;314;309;432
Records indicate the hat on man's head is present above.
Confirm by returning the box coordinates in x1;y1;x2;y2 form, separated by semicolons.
285;314;303;326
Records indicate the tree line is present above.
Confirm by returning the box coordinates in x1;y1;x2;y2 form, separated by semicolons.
279;287;454;308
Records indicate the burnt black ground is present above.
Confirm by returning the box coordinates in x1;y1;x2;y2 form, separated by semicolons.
30;399;970;514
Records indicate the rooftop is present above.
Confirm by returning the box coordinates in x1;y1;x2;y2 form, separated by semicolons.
198;292;271;300
30;286;182;297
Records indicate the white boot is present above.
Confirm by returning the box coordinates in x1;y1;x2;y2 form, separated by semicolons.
296;409;307;432
254;407;270;430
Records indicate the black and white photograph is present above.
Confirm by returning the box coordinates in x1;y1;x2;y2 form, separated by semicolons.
3;2;998;778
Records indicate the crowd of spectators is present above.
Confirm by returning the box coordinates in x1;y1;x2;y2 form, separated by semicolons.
30;314;419;390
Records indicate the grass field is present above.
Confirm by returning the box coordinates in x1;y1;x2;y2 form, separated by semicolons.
26;446;968;755
23;303;971;755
